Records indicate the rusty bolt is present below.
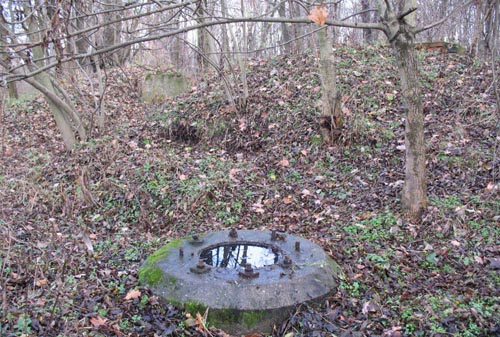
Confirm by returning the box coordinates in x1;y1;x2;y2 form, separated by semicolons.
190;259;211;274
295;241;300;252
245;263;253;272
197;259;206;269
238;263;259;278
189;234;204;245
282;255;292;268
179;247;184;257
229;228;238;238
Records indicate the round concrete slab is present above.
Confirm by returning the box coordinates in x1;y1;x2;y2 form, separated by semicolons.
139;230;341;334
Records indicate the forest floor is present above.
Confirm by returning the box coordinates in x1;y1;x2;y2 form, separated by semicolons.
1;46;499;337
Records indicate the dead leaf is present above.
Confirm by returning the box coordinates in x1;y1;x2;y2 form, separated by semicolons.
229;168;242;182
81;231;94;254
239;119;247;131
362;301;379;315
252;203;265;213
277;158;290;167
282;196;293;204
35;278;48;287
90;315;108;327
184;317;197;328
124;289;141;300
308;6;328;25
301;188;312;197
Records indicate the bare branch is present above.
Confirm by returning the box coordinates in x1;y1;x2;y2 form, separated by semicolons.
398;7;417;21
416;0;474;34
3;15;383;83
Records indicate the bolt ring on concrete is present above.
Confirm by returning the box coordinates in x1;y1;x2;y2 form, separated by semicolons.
139;229;341;334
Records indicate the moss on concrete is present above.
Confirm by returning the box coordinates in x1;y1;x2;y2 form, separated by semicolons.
182;300;269;331
138;237;186;286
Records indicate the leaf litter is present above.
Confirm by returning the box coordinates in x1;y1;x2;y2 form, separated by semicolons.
1;47;499;336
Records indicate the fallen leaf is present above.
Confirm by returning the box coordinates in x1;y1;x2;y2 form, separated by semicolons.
35;278;48;287
308;6;328;25
252;203;265;213
184;317;197;328
489;258;500;269
90;315;108;327
301;189;312;196
277;158;290;167
124;289;141;300
81;231;94;254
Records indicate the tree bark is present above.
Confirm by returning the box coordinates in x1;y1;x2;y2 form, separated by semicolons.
361;0;374;44
377;0;427;220
279;1;291;54
317;27;342;144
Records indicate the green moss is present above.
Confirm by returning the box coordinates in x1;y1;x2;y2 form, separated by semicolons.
240;311;267;328
138;264;163;285
181;300;268;330
138;237;186;286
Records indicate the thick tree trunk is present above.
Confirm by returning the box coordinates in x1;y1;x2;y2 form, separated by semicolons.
278;1;291;54
317;27;342;143
394;41;427;219
361;0;374;44
25;75;86;149
377;0;427;220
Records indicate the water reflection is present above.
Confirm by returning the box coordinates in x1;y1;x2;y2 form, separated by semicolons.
200;244;281;269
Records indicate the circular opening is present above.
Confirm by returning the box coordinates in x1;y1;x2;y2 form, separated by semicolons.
200;243;282;269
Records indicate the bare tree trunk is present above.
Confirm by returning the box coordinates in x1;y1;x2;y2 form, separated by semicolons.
377;0;427;220
22;2;86;149
238;0;249;112
361;0;374;44
196;0;212;71
317;27;342;144
279;1;291;54
220;0;230;67
472;0;486;56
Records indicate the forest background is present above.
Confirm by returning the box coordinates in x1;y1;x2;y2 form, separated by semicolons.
1;1;499;336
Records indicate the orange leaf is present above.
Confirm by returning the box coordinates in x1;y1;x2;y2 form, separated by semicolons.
308;6;328;25
277;158;290;167
90;315;108;327
124;289;141;300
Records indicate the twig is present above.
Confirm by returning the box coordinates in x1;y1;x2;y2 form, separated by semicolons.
489;46;500;186
416;0;473;34
398;7;417;21
0;88;6;160
0;222;13;321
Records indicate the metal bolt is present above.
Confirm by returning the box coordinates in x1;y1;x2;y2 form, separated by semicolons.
189;234;204;245
238;263;259;278
245;263;253;272
190;259;211;274
229;228;238;238
179;247;184;257
295;241;300;252
271;229;277;241
282;255;292;268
